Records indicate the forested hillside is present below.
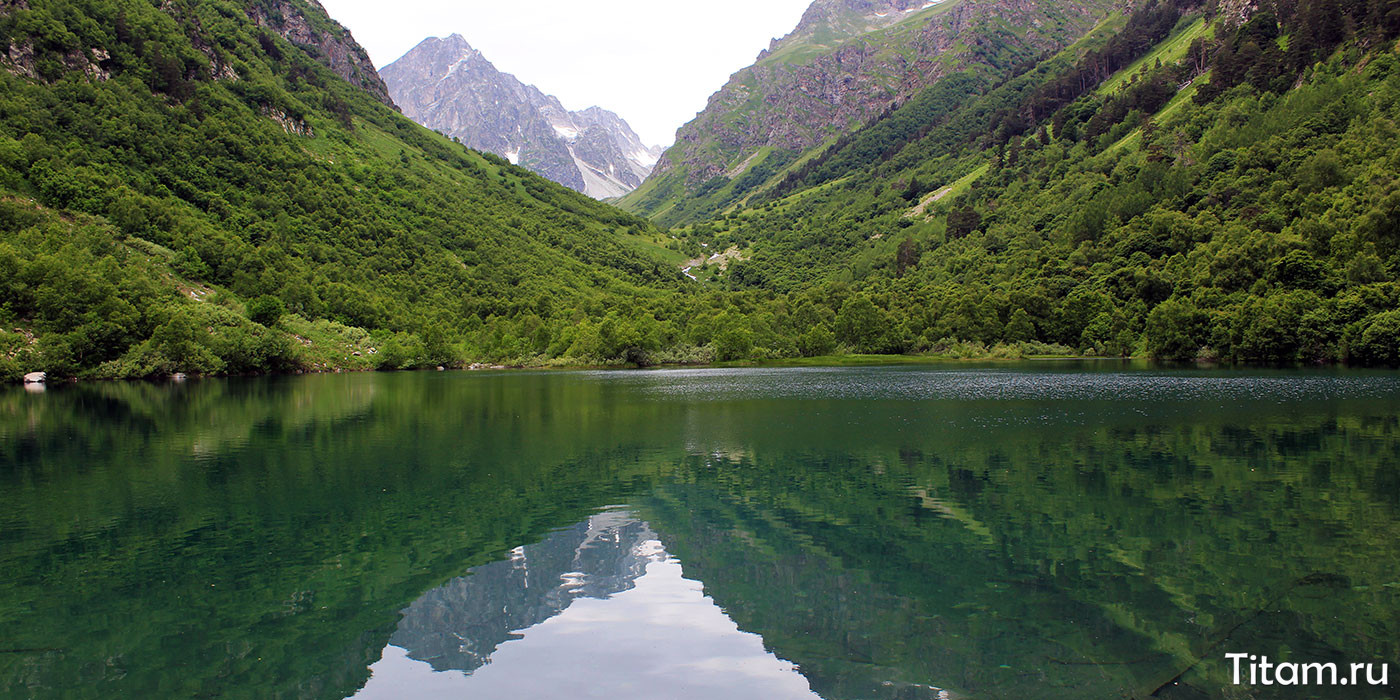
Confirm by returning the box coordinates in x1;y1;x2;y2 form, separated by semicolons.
659;0;1400;365
0;0;680;380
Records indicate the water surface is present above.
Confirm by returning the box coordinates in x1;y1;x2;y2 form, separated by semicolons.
2;363;1399;698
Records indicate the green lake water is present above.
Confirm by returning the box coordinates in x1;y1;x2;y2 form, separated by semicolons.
2;363;1399;699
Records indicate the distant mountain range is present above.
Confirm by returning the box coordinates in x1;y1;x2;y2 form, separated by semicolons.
380;35;663;199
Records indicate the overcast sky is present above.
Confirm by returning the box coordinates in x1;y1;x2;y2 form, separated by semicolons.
317;0;815;147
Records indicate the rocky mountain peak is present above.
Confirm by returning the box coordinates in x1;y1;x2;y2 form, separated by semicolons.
770;0;936;53
801;0;931;26
380;37;662;199
629;0;1117;224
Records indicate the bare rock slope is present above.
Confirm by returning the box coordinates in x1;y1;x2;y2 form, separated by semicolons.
381;35;662;199
622;0;1117;224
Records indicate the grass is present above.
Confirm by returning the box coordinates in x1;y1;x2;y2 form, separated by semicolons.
1104;77;1203;154
280;315;379;372
1097;16;1213;96
908;161;989;217
940;162;988;201
618;229;688;267
1064;12;1130;57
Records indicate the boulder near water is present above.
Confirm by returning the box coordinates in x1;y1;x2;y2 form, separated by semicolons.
23;371;46;384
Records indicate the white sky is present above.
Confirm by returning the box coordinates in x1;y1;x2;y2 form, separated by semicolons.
317;0;815;147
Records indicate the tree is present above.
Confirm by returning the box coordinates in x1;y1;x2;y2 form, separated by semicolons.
947;208;982;239
903;176;923;201
896;237;921;277
1142;118;1166;163
714;319;754;361
247;296;285;328
147;313;224;375
1145;300;1207;361
1351;312;1400;365
1004;308;1037;342
797;325;837;357
1297;150;1346;192
1270;250;1325;289
835;295;886;353
422;323;456;367
173;247;212;281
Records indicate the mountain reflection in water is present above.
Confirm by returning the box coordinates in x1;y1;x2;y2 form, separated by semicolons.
5;366;1400;699
353;511;863;700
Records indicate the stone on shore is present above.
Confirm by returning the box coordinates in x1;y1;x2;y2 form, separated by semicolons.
23;371;46;384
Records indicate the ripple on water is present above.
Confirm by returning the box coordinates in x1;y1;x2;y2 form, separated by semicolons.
582;366;1400;404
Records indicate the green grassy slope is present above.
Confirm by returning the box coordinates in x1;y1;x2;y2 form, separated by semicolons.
0;0;683;379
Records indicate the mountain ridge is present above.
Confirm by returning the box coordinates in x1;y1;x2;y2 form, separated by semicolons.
764;0;942;56
380;34;662;199
246;0;397;108
622;0;1117;225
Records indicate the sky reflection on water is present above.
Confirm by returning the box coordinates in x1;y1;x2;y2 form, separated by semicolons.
2;363;1399;699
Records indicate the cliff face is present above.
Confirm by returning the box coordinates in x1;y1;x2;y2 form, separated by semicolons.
380;35;661;199
569;106;663;198
381;35;583;191
627;0;1115;221
245;0;397;109
1;0;103;81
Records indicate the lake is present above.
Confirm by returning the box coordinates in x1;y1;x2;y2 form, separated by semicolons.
2;363;1399;699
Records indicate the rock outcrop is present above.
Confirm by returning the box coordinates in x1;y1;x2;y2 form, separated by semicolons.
775;0;944;51
1;42;110;81
634;0;1115;212
381;35;661;199
245;0;397;109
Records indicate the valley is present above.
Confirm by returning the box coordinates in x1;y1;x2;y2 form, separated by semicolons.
4;2;1400;698
1;0;1398;383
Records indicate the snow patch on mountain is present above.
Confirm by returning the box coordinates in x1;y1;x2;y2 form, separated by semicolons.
380;35;664;199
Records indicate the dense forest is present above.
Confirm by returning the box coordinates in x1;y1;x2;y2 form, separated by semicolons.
0;0;681;380
662;0;1400;366
1;0;1399;381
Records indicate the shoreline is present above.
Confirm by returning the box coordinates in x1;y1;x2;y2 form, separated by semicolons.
13;353;1384;388
5;353;1107;386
